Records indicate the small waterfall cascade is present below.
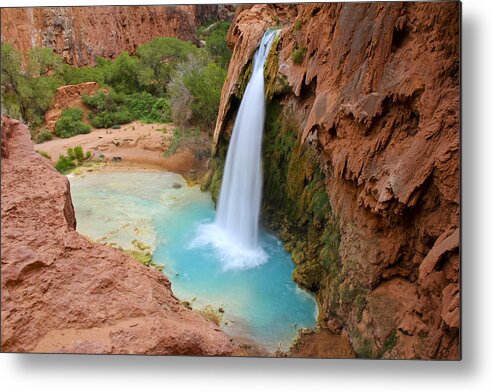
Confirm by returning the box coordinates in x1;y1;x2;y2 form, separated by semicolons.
192;29;279;270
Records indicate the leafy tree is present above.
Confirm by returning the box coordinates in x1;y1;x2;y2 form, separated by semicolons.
104;51;140;94
136;37;199;95
204;21;232;68
1;44;62;127
168;54;226;129
57;57;110;86
27;47;62;77
1;44;24;119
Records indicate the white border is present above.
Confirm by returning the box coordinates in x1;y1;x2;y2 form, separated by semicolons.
1;0;492;391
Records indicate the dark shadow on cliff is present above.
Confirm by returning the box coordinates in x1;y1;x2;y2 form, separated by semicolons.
8;12;478;381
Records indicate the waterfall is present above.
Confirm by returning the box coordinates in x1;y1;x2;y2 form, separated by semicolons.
216;29;278;249
191;29;278;270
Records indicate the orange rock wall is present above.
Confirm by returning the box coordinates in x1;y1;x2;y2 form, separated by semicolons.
1;5;234;66
215;2;460;359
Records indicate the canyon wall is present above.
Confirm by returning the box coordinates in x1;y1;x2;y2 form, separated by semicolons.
211;2;460;359
0;115;233;355
1;5;234;66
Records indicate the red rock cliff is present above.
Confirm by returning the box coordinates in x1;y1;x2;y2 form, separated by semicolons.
1;5;234;66
214;2;460;359
0;116;233;355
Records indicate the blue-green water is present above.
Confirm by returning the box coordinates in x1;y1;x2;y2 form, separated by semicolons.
69;171;317;351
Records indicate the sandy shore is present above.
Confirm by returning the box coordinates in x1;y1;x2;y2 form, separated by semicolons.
35;121;207;178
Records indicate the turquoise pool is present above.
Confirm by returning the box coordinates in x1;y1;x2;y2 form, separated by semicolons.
69;171;317;351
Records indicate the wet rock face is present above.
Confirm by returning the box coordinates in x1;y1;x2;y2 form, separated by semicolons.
0;116;233;355
0;5;235;66
215;2;459;359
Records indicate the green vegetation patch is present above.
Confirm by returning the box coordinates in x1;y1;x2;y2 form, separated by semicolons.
167;58;226;130
54;108;90;138
55;145;91;173
2;34;230;139
82;89;172;128
292;46;307;65
36;129;53;143
382;329;398;354
1;44;62;129
201;21;232;68
164;127;210;160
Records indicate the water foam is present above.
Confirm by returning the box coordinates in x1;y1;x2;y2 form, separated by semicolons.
190;223;267;271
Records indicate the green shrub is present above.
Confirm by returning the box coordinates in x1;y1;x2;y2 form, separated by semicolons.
74;145;84;161
54;108;90;138
54;145;91;173
292;47;307;65
58;57;110;86
104;51;140;94
36;129;53;143
84;89;171;127
136;37;200;95
147;98;172;123
125;92;171;123
55;154;76;173
204;21;232;68
89;109;132;128
168;56;226;129
82;90;107;111
61;107;84;121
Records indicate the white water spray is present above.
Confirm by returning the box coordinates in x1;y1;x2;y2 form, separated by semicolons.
191;29;278;270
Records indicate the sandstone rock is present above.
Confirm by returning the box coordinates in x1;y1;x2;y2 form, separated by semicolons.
289;329;355;359
1;5;235;66
0;115;233;355
213;4;296;150
214;2;459;359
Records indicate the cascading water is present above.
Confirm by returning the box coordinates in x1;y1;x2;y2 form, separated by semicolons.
191;29;279;270
216;29;278;248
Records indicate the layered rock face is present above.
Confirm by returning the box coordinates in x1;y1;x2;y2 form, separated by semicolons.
1;116;233;355
213;2;459;359
1;5;234;66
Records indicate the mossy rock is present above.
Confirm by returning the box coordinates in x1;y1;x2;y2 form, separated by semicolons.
292;260;324;292
236;61;253;100
131;239;150;251
125;249;153;266
264;34;292;100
